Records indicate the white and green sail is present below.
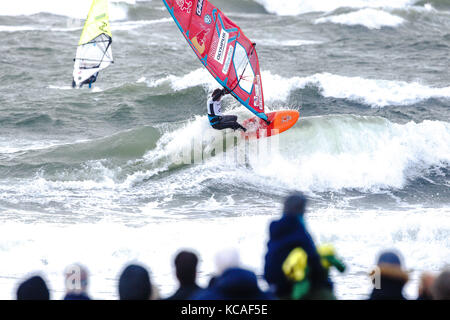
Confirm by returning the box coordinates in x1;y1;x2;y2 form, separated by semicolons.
72;0;113;88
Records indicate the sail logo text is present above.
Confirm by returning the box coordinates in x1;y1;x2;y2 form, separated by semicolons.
196;0;204;16
254;75;262;108
214;29;229;64
222;45;233;74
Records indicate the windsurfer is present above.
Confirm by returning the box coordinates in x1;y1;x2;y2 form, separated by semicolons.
72;72;99;89
207;88;247;132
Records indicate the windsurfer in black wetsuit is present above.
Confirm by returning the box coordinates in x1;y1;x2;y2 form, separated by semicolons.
207;88;247;132
72;72;99;89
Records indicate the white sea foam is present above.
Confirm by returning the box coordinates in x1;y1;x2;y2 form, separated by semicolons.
0;25;86;33
0;139;68;154
0;0;131;20
0;25;39;32
0;18;170;34
144;68;218;91
249;116;450;193
111;18;171;31
144;69;450;107
315;8;405;29
0;207;448;299
155;114;450;193
254;0;418;16
48;85;74;90
263;71;450;107
255;39;322;47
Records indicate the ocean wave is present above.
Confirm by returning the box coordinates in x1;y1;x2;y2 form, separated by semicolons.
0;25;81;32
248;115;450;193
314;8;405;29
131;113;450;194
253;0;418;16
48;85;74;90
253;39;322;47
111;18;171;31
264;71;450;107
19;126;161;165
141;68;217;92
0;0;132;19
2;114;449;198
416;0;450;10
0;25;42;32
0;18;171;33
142;69;450;107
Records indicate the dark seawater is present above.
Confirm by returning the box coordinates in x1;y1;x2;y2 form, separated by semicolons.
0;0;449;300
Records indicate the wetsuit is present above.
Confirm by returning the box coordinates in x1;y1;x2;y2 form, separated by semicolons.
73;72;98;88
207;91;246;131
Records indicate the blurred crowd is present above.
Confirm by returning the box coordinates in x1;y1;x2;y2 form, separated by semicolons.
15;192;450;300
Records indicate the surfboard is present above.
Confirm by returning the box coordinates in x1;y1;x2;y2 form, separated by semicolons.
72;0;113;88
241;110;299;139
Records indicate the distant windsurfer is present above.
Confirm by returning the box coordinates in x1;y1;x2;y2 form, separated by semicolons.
72;72;99;89
207;88;247;132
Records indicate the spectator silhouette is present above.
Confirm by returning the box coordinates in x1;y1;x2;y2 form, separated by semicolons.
166;250;202;300
194;248;274;300
264;192;329;299
118;264;152;300
369;250;408;300
16;275;50;300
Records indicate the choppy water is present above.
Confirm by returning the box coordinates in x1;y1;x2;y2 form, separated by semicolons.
0;0;449;299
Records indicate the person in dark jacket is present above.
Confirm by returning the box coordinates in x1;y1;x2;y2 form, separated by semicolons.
166;250;203;300
264;191;329;299
118;264;152;300
193;267;275;300
16;275;50;300
369;250;409;300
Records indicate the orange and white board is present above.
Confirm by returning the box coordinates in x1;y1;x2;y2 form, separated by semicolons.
241;110;299;139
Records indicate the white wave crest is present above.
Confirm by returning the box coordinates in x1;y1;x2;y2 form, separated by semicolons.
315;8;405;29
0;26;39;32
137;112;450;194
0;0;131;19
254;39;322;47
111;18;171;31
254;0;418;16
2;114;449;202
143;69;450;107
143;68;218;91
249;115;450;193
263;71;450;107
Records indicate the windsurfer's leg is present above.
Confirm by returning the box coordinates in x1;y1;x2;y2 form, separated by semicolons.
213;116;246;132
